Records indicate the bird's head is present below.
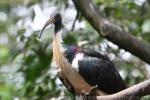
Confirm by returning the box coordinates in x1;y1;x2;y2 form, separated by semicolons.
39;13;62;38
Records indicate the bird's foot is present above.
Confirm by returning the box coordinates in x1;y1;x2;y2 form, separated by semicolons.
81;85;98;100
82;85;98;96
89;85;98;95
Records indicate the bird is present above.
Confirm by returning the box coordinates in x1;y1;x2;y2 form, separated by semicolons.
39;13;127;95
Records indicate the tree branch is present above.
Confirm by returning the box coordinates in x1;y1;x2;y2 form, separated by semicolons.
72;0;150;64
95;79;150;100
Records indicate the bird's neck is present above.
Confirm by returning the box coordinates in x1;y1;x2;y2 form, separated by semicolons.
53;23;64;50
53;30;65;52
53;29;66;68
54;23;62;34
54;30;63;44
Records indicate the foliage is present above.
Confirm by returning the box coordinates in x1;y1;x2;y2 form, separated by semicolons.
0;0;150;99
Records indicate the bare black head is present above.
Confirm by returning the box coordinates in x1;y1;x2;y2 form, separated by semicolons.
39;13;62;38
53;13;62;26
53;13;62;34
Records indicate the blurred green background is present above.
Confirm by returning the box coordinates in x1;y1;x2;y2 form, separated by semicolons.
0;0;150;99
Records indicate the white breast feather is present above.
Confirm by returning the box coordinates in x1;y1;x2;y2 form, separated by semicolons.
72;53;84;71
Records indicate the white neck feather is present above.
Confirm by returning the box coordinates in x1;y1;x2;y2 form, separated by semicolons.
53;30;65;52
54;30;63;43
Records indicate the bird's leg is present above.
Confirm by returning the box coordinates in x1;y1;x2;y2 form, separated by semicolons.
82;85;98;96
81;85;98;100
89;85;98;95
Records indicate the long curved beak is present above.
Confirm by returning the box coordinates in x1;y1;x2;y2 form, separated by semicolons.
39;18;55;38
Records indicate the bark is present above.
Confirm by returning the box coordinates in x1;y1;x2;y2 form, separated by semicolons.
95;79;150;100
72;0;150;64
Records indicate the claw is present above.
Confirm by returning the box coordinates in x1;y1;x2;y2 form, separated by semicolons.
89;85;98;95
82;85;98;100
82;85;98;96
82;90;89;96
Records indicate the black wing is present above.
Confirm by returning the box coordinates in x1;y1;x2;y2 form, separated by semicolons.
78;50;127;94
